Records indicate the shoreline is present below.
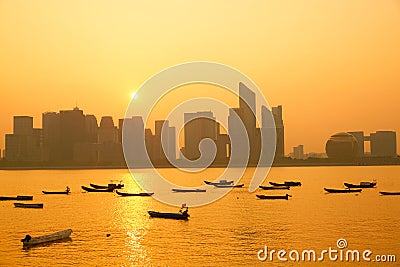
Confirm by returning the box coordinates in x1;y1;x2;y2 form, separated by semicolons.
1;162;400;170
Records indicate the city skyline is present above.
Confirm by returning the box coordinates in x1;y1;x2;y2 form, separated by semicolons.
1;2;400;154
2;82;398;164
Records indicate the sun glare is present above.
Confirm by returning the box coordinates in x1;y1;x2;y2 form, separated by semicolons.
131;92;138;99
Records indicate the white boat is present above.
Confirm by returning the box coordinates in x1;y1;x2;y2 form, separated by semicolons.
21;229;72;246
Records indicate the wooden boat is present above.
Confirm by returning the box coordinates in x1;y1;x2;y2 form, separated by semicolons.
256;194;291;200
42;190;70;195
270;181;302;186
21;229;72;246
148;211;189;220
204;180;234;185
344;182;376;188
90;183;124;189
81;185;114;192
0;195;33;201
172;189;206;193
379;191;400;196
259;185;290;190
14;203;44;208
213;184;244;188
116;190;154;197
324;188;362;193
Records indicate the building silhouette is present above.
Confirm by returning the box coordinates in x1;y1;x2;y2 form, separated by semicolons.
5;116;41;161
183;111;218;161
145;120;176;164
292;145;305;160
370;131;397;157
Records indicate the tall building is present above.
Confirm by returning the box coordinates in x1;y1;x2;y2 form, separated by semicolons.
370;131;397;157
85;115;98;143
183;112;218;160
98;116;117;143
14;116;33;136
59;107;86;161
42;112;61;161
150;120;176;162
228;83;261;163
5;116;41;161
122;116;147;165
272;105;285;158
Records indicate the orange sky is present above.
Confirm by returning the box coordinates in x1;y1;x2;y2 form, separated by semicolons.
0;1;399;154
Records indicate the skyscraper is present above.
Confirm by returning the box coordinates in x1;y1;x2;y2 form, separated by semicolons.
183;111;218;161
5;116;41;161
98;116;117;143
272;105;284;158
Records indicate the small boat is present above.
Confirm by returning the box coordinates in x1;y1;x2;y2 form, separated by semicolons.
204;180;234;185
259;185;290;190
90;182;124;189
148;211;189;220
344;182;376;188
42;190;70;195
270;181;302;186
21;229;72;246
379;191;400;196
14;203;44;208
116;190;154;197
81;185;114;192
256;194;291;200
324;188;362;193
0;195;33;201
213;184;244;188
172;189;206;193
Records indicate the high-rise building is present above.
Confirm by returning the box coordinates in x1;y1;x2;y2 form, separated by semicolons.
183;112;218;161
272;105;285;158
59;107;86;161
42;112;61;161
5;116;41;161
370;131;397;157
85;115;98;143
122;116;147;165
98;116;117;143
14;116;33;136
150;120;176;162
228;83;261;164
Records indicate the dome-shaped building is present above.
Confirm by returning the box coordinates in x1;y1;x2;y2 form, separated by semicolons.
325;132;358;161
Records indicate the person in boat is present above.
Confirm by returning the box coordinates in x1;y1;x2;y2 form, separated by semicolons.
21;234;31;242
66;186;70;193
182;207;189;216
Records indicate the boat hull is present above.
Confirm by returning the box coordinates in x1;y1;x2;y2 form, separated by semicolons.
14;203;43;208
148;211;189;220
90;183;124;189
256;194;290;200
42;191;70;195
270;181;302;186
22;229;72;246
204;180;234;185
172;189;206;193
0;195;33;201
344;182;376;188
380;191;400;195
81;185;114;192
213;184;244;188
116;190;154;196
324;188;362;193
259;186;290;190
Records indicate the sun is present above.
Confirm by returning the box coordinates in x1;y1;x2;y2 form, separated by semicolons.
131;92;138;99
